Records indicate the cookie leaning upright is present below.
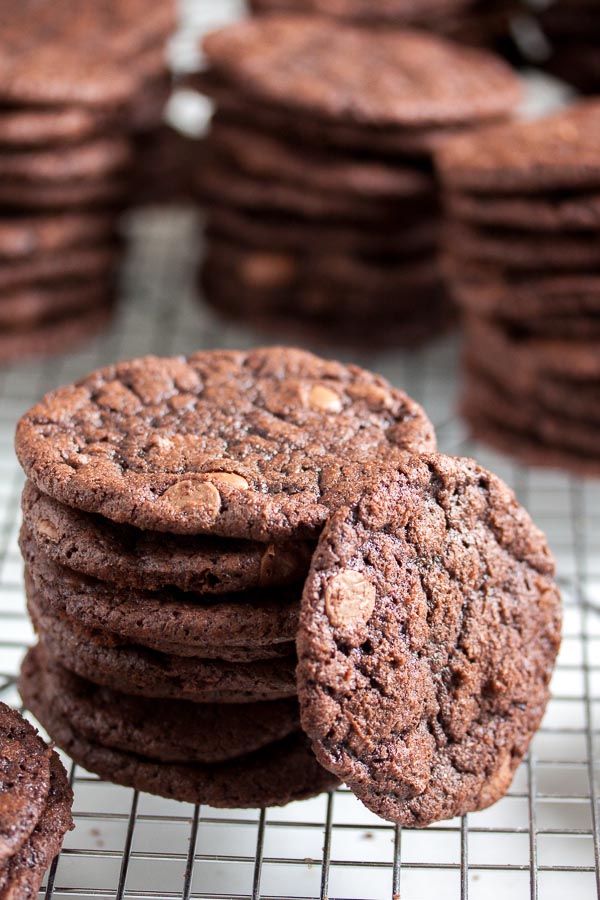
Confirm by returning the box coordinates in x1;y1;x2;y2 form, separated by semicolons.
436;100;600;475
297;453;562;826
0;0;175;364
15;346;435;808
0;702;73;895
192;16;520;347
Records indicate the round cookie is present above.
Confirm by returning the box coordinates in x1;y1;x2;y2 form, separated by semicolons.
0;282;113;330
0;1;175;107
22;532;301;658
0;752;73;900
207;203;438;258
0;137;132;183
22;482;313;594
0;245;118;293
0;106;110;148
0;212;115;260
28;583;298;703
21;647;301;765
296;453;561;826
21;668;336;808
193;70;507;158
203;17;520;128
0;176;128;210
0;303;113;365
445;222;600;271
15;347;436;541
248;0;473;24
208;117;433;199
0;703;51;866
436;100;600;194
446;189;600;232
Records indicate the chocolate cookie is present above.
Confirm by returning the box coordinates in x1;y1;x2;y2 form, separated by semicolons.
193;70;508;157
0;281;113;330
0;0;175;107
0;303;113;365
207;203;438;258
0;212;115;260
203;17;520;128
0;245;117;293
22;482;313;594
0;752;72;900
0;137;132;183
28;583;298;703
22;532;301;658
248;0;472;24
297;453;561;826
445;222;600;271
15;348;436;541
0;703;51;866
21;647;301;765
209;117;433;199
446;189;600;232
21;669;335;808
0;176;128;210
436;101;600;193
0;106;110;148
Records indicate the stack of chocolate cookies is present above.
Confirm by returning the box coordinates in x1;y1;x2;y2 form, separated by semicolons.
0;702;73;898
0;0;175;363
437;100;600;476
15;347;561;823
247;0;517;49
536;0;600;95
192;15;520;347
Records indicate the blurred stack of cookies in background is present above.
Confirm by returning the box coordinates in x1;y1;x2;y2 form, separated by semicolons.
437;100;600;476
247;0;519;52
191;15;520;348
0;0;175;363
534;0;600;95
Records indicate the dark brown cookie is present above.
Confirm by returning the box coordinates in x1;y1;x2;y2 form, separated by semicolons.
445;222;600;271
208;117;433;199
248;0;472;24
28;581;298;704
0;281;113;330
463;408;600;478
0;106;110;148
21;659;335;807
195;146;409;224
0;752;73;900
206;203;438;258
0;176;128;210
21;647;301;765
463;371;600;460
22;482;313;594
0;303;113;365
15;348;436;541
446;189;600;232
297;453;561;826
465;315;600;383
0;703;51;866
203;17;520;128
436;100;600;193
0;245;118;293
0;212;115;260
22;530;301;659
192;70;500;157
0;137;132;184
445;260;600;320
0;0;175;107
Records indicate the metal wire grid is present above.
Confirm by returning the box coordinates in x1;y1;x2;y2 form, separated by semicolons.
0;209;598;900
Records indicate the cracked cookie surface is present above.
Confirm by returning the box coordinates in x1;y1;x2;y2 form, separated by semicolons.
15;347;435;540
297;453;562;826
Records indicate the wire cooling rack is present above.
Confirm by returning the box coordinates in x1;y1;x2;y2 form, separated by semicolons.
1;3;599;898
0;207;599;900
